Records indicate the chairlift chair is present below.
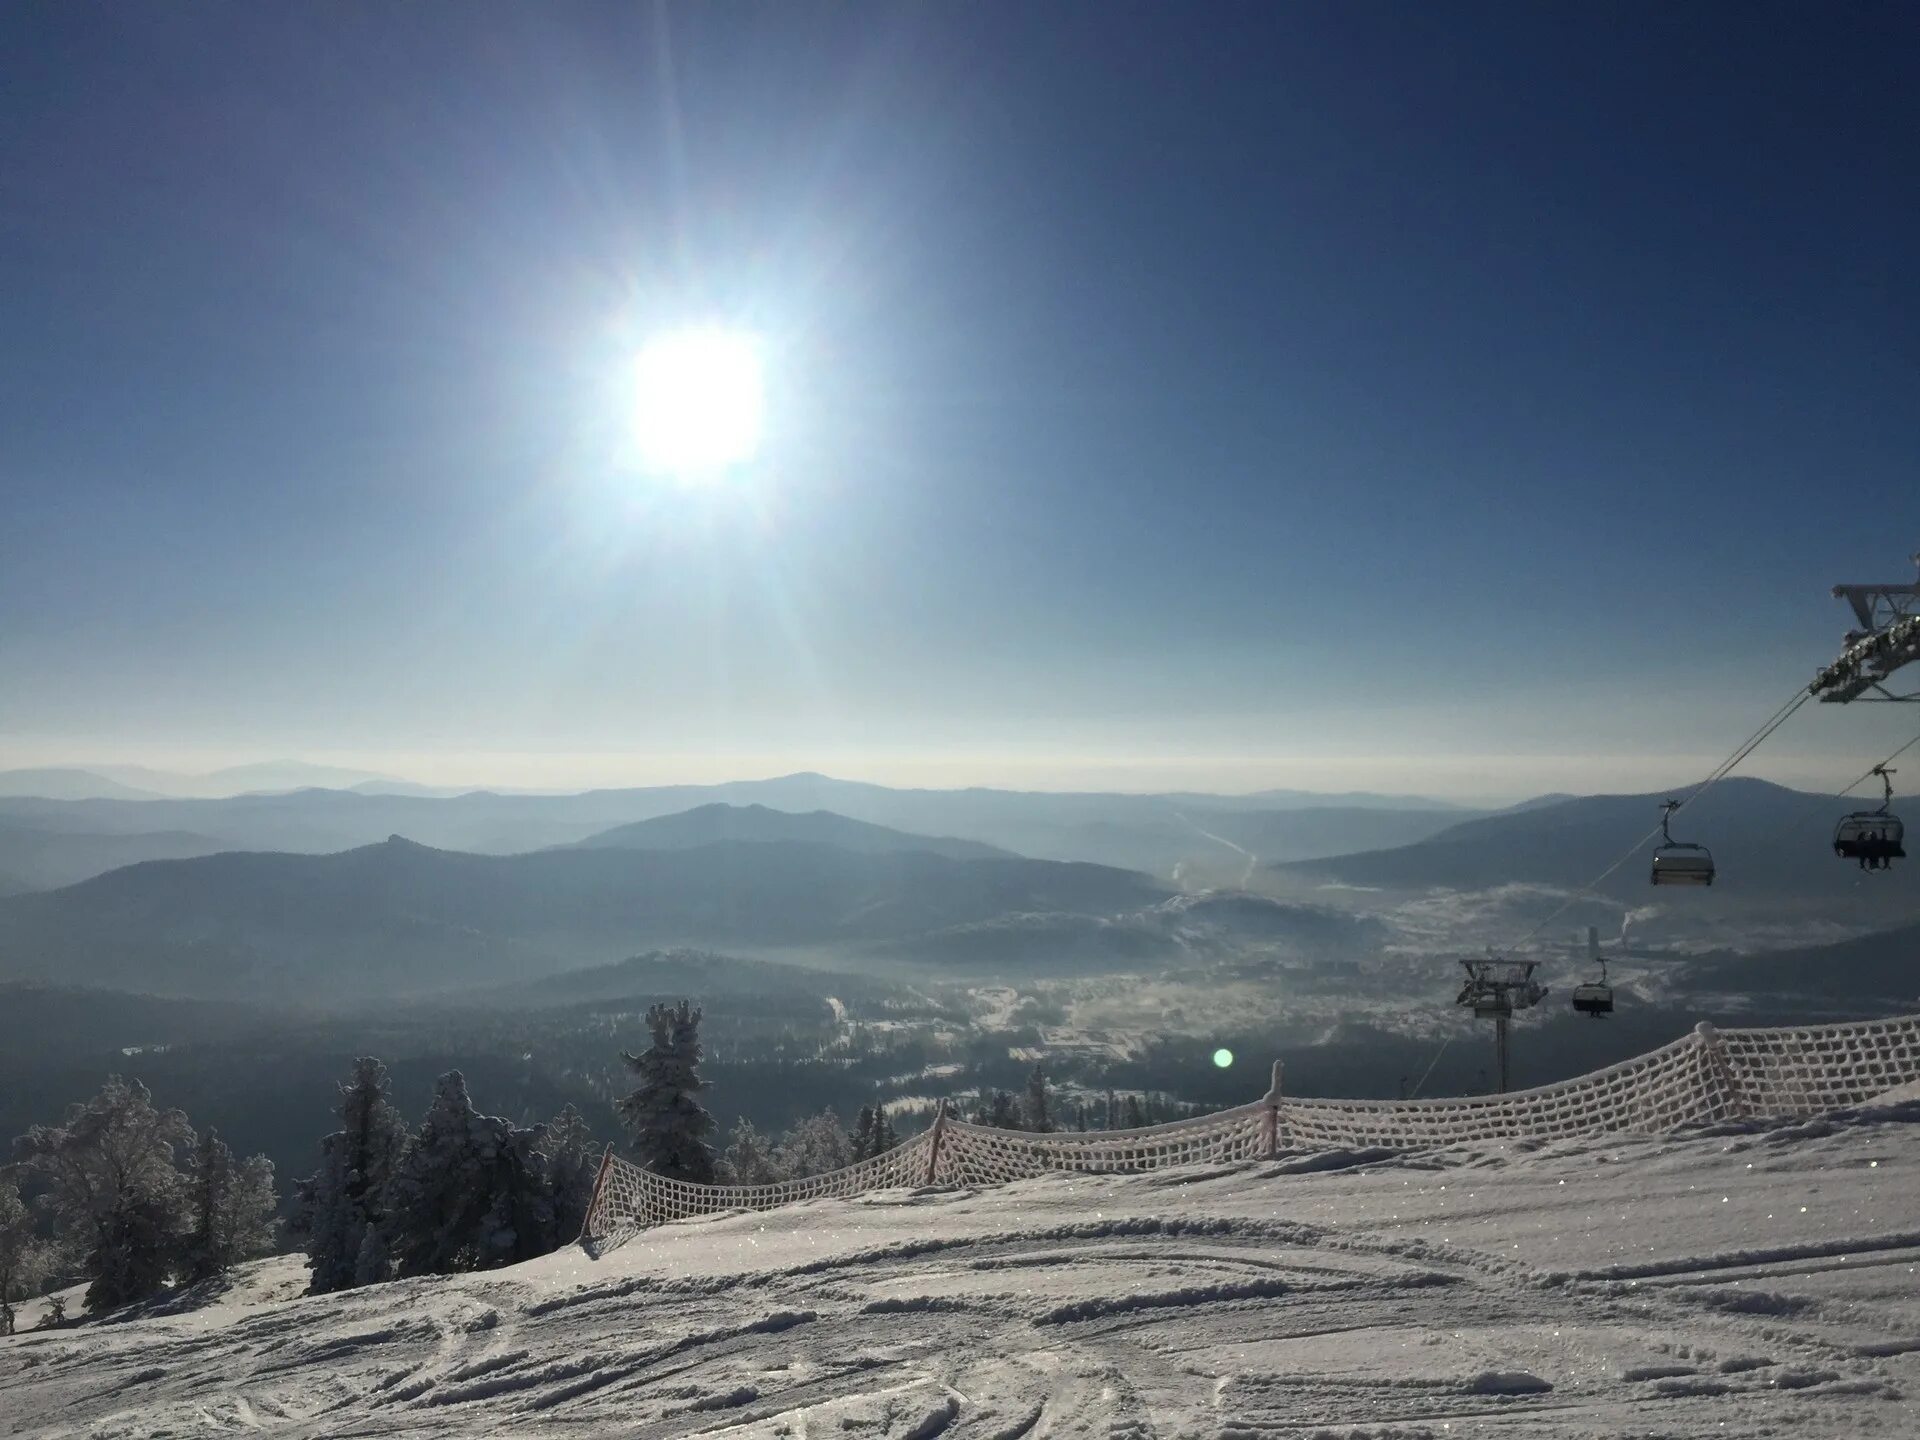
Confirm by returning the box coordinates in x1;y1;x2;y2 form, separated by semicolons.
1833;766;1906;871
1650;799;1715;886
1571;938;1614;1016
1571;982;1614;1016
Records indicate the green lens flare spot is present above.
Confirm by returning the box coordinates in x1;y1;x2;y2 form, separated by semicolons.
1212;1048;1234;1069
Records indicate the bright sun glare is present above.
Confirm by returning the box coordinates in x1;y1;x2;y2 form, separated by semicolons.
632;327;764;477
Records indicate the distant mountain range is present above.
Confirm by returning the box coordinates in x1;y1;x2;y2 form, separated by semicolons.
0;768;168;802
0;772;1487;890
569;803;1012;862
0;836;1173;1002
0;820;227;891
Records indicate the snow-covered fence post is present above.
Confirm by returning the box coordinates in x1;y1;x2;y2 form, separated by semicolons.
578;1143;616;1244
924;1099;949;1184
1693;1022;1749;1122
1261;1060;1284;1158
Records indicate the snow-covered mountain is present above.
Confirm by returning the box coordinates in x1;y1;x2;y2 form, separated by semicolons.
5;1095;1917;1435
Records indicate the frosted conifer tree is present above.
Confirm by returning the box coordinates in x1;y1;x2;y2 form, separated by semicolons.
873;1108;899;1154
352;1224;391;1287
12;1076;190;1313
300;1057;407;1295
776;1109;853;1178
0;1180;53;1337
1123;1093;1147;1128
181;1130;278;1282
986;1090;1022;1131
386;1071;555;1276
851;1105;878;1160
1024;1065;1053;1133
541;1105;599;1242
720;1119;782;1183
617;1000;717;1183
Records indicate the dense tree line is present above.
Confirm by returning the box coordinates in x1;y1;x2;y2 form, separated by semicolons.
295;1058;599;1295
4;1077;277;1325
2;1000;1197;1329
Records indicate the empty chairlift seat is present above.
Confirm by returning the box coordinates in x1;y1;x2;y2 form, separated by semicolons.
1650;799;1714;886
1650;844;1715;885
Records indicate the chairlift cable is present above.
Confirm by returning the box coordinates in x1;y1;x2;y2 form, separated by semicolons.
1411;685;1818;1096
1407;1034;1453;1101
1500;685;1813;953
1831;729;1920;802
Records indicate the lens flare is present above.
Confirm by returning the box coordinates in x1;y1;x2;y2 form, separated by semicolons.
1212;1047;1234;1069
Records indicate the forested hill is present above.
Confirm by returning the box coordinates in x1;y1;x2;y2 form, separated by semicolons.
567;802;1012;861
0;837;1171;1002
1273;777;1920;913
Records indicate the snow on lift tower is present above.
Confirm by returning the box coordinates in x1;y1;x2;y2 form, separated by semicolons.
1811;550;1920;703
1456;952;1546;1093
1571;925;1613;1017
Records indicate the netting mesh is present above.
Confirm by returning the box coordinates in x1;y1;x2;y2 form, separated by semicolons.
935;1104;1270;1188
1718;1012;1920;1116
580;1011;1920;1251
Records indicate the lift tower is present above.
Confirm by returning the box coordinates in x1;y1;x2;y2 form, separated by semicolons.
1812;551;1920;703
1456;955;1547;1094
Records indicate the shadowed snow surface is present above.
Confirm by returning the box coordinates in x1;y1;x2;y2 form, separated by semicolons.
5;1102;1920;1436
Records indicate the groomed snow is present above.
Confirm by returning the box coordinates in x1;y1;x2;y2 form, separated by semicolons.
6;1098;1920;1437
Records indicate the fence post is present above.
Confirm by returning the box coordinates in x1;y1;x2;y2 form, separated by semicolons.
578;1143;617;1244
1694;1022;1748;1121
1262;1060;1284;1158
924;1098;949;1184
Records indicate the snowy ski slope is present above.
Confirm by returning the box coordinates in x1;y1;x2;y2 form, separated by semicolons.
5;1093;1920;1437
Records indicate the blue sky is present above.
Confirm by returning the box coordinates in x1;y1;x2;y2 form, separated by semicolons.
2;3;1916;800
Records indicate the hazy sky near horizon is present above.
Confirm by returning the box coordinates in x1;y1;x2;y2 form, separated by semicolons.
4;3;1917;803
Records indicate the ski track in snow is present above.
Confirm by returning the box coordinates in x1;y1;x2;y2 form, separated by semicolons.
5;1107;1920;1437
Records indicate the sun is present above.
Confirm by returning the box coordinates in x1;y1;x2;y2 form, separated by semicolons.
631;327;764;477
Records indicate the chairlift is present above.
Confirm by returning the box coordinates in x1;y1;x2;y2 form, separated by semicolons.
1833;766;1905;871
1571;955;1614;1016
1650;799;1715;886
1571;983;1614;1016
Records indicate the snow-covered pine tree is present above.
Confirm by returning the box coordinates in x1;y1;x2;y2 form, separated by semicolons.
720;1118;783;1184
1123;1093;1147;1128
541;1104;599;1242
0;1179;53;1337
1104;1088;1118;1130
482;1120;560;1265
385;1071;556;1276
775;1110;853;1178
181;1130;278;1283
873;1107;899;1154
1024;1065;1053;1133
301;1057;408;1295
617;1000;718;1184
11;1076;191;1313
986;1090;1023;1130
851;1105;878;1160
352;1224;391;1287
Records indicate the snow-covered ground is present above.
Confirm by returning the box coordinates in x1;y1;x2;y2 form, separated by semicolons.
7;1098;1920;1437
